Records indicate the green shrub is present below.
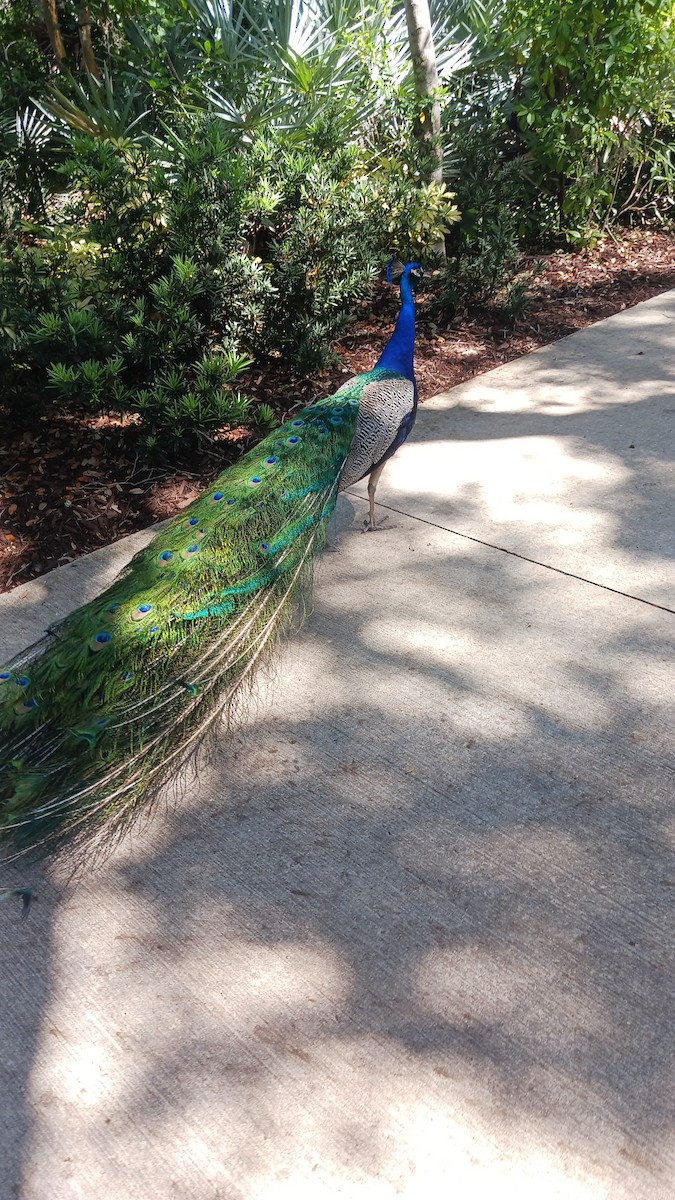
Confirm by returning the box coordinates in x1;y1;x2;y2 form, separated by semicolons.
435;122;524;315
0;113;453;456
497;0;675;241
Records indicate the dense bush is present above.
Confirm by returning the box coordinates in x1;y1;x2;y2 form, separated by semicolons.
496;0;675;241
0;111;456;456
435;118;524;314
1;0;673;468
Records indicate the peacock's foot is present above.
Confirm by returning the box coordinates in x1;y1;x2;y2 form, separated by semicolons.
362;514;391;532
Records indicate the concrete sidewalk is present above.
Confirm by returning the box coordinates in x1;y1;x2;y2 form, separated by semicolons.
1;290;674;1200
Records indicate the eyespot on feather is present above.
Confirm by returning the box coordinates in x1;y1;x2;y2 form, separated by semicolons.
131;603;153;621
90;631;113;651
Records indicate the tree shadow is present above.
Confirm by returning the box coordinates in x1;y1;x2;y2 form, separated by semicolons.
2;292;675;1195
2;481;675;1195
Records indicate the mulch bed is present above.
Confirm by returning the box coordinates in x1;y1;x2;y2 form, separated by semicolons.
2;227;674;594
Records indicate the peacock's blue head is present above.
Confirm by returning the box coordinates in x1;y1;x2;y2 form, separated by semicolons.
404;262;424;286
386;259;424;285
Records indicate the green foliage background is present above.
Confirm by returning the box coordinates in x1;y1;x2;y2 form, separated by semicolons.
0;0;673;459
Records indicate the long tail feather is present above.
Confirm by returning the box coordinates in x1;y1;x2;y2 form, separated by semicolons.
0;371;397;860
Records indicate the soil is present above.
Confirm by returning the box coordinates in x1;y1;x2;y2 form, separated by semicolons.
2;227;674;594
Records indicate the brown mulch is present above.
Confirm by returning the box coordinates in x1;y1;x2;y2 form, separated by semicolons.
1;227;674;594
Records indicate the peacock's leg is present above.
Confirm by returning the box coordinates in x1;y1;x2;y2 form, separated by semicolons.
366;462;386;530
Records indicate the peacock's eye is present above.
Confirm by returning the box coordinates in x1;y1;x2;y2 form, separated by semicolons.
131;603;153;621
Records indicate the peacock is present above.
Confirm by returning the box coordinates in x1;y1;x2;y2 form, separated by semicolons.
0;261;422;861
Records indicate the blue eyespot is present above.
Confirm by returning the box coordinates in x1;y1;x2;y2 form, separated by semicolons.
150;626;159;633
139;604;152;613
287;436;300;445
265;456;278;465
24;698;37;709
186;544;199;554
120;672;133;680
131;603;152;622
16;676;29;687
260;542;270;552
0;673;10;682
159;551;173;562
292;419;304;427
95;632;112;644
212;492;224;501
226;498;235;506
188;517;199;526
250;476;262;485
330;416;342;426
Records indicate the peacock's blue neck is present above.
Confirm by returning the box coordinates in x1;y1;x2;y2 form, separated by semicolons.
375;272;416;381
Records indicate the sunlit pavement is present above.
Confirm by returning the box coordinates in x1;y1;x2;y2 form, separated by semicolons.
2;290;675;1199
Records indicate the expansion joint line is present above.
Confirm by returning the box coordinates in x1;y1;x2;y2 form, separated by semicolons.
346;493;675;618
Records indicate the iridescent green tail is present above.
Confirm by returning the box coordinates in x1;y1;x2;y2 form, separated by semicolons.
0;372;388;860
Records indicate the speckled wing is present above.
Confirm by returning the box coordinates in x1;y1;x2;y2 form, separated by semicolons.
338;371;416;490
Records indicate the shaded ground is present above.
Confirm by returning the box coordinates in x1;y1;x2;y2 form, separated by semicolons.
1;286;675;1195
2;227;674;592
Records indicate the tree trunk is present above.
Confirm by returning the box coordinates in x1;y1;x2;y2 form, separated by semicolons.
42;0;66;70
403;0;446;257
78;7;101;79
